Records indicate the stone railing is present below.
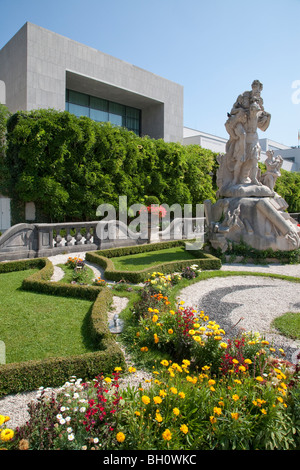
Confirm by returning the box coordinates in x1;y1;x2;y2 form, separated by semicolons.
0;217;206;261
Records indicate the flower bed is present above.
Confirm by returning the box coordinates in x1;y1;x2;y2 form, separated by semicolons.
1;264;299;450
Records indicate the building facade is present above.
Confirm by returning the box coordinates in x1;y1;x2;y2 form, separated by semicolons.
0;22;184;143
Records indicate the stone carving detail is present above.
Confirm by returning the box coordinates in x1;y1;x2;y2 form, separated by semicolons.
260;150;283;191
205;80;300;253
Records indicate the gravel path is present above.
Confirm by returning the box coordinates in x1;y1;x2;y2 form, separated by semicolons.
1;255;299;430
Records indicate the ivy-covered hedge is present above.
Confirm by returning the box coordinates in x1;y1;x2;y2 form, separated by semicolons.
0;259;125;397
86;240;221;283
0;109;217;224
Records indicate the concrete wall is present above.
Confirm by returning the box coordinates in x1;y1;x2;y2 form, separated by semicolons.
0;22;183;142
0;23;27;111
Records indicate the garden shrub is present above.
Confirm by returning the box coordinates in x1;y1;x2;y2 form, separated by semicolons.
1;109;217;224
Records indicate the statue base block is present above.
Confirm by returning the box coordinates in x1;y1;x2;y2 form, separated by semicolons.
204;196;300;253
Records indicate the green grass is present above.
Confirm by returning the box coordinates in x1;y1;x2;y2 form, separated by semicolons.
57;263;95;284
111;246;197;272
0;269;97;364
272;312;300;340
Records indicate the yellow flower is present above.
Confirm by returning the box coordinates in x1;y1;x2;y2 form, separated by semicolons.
140;347;148;352
261;408;267;415
232;359;239;364
169;310;175;315
116;432;125;443
208;379;216;386
210;416;217;424
154;396;162;405
231;412;239;420
173;407;180;416
220;342;228;349
154;333;159;343
128;366;136;373
162;429;172;441
114;367;122;372
213;407;222;416
0;415;6;426
239;366;246;372
159;389;167;397
152;315;159;322
135;411;141;416
160;360;169;367
244;359;252;364
178;392;185;399
0;428;14;442
168;329;173;334
141;395;150;405
256;376;264;382
232;394;239;401
170;387;178;394
188;329;195;336
180;424;188;434
155;413;163;423
182;359;191;366
104;377;112;383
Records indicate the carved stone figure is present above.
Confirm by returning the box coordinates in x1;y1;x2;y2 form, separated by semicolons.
205;80;300;253
260;150;283;191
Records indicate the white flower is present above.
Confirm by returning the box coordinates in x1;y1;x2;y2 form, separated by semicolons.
73;393;79;399
67;427;73;433
93;437;99;443
68;433;75;441
56;414;63;420
59;418;66;425
65;416;71;423
80;407;86;413
61;406;66;412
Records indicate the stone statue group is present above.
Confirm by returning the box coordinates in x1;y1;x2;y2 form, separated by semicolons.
205;80;300;252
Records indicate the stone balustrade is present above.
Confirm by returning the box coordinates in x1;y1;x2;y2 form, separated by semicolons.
0;217;206;261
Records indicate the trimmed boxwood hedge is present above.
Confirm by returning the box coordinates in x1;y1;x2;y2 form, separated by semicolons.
0;258;125;397
86;240;222;283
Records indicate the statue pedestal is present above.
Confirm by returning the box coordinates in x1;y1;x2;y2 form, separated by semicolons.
204;195;300;253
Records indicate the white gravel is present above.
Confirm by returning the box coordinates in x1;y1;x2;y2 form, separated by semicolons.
1;255;299;430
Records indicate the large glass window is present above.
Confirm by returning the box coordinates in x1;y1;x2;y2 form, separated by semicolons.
66;89;141;135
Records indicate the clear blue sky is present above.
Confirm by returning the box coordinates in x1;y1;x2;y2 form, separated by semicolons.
1;0;300;147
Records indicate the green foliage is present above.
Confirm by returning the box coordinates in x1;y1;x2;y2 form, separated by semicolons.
3;109;217;222
274;168;300;213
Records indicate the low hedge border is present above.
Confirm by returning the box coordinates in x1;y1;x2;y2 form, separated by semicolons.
86;240;222;283
0;259;125;397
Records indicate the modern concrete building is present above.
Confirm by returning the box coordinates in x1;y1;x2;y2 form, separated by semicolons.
183;127;300;172
0;22;184;143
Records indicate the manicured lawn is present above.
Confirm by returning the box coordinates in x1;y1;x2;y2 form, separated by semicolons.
272;312;300;340
111;246;197;272
0;269;96;364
